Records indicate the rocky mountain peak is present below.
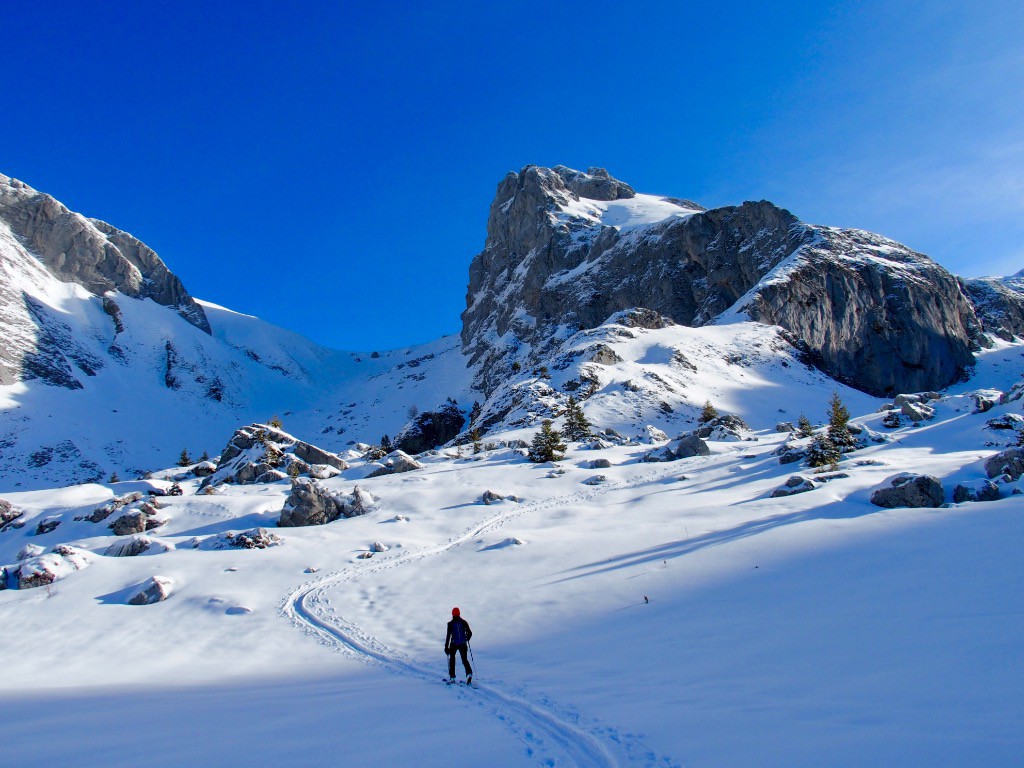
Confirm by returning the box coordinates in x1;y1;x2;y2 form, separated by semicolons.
0;173;210;334
461;164;1010;399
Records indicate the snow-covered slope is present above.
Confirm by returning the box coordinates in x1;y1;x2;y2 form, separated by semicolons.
1;341;1022;766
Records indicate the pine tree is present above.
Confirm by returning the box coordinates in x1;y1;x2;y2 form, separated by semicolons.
177;448;192;467
269;415;283;430
287;461;302;479
1016;426;1024;447
699;400;719;424
881;410;902;429
470;426;483;455
381;434;393;454
562;395;592;441
109;472;120;483
806;433;840;469
199;449;210;462
469;401;483;425
826;392;857;452
797;414;814;438
528;420;567;463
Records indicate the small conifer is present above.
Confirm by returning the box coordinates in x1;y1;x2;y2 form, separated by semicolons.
797;414;814;437
528;420;567;463
562;395;592;441
826;392;857;452
177;449;192;467
109;472;120;483
806;433;840;469
699;400;719;424
881;410;902;429
269;415;283;429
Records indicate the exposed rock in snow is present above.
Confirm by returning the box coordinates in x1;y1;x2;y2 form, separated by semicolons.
984;448;1024;481
18;543;45;561
953;480;1001;503
900;401;935;422
971;389;1004;413
202;424;348;488
15;546;91;589
279;479;378;527
214;528;282;550
776;444;808;465
34;516;61;536
771;475;817;498
394;400;465;455
110;508;165;536
689;414;751;442
589;458;613;469
104;535;157;557
128;575;174;605
583;474;608;485
77;492;145;523
366;450;424;478
645;434;712;463
0;499;24;531
985;414;1024;432
371;541;389;553
870;474;945;509
776;422;795;433
641;425;669;444
481;490;520;505
190;461;217;477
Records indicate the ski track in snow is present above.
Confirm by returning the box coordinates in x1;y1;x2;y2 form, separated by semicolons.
281;463;692;767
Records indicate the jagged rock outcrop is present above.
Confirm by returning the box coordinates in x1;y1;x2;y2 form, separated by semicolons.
366;450;424;478
461;164;985;398
201;424;348;488
952;480;1000;503
984;447;1024;481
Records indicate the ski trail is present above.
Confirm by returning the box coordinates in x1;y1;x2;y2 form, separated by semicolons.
282;465;689;767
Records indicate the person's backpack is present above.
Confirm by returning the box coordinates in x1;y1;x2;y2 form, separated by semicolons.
450;619;467;645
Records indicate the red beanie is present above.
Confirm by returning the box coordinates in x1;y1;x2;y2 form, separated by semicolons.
452;607;460;617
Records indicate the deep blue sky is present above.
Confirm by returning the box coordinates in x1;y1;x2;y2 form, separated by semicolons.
5;2;1022;350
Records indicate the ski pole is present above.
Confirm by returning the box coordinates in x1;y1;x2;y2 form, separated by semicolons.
468;641;476;677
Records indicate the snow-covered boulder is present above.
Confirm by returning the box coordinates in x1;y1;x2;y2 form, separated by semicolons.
952;480;1001;503
590;458;613;469
583;437;614;451
128;576;174;605
900;401;935;422
776;422;795;433
770;475;816;497
110;508;165;536
366;450;424;478
583;474;608;485
104;535;156;557
216;527;283;549
190;461;217;477
481;490;520;505
870;474;945;509
78;491;144;523
371;541;389;553
776;444;808;465
984;447;1024;481
15;546;90;589
641;425;669;444
999;380;1024;405
971;389;1004;413
308;463;342;480
690;414;750;442
279;479;378;527
0;498;24;531
18;543;44;561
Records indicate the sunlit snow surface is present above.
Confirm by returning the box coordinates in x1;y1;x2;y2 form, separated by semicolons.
1;336;1022;766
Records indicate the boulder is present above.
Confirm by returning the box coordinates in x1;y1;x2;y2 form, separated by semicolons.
202;424;348;488
190;461;217;477
128;575;174;605
367;450;424;478
641;425;669;443
582;474;608;485
371;541;389;553
481;490;520;505
308;464;342;480
0;498;24;530
985;414;1024;431
901;401;935;421
222;527;282;549
870;474;945;508
590;458;613;469
984;447;1024;481
279;479;378;527
775;422;795;433
770;475;816;497
692;414;750;441
952;480;1001;503
671;435;711;459
34;516;61;536
15;547;89;589
110;511;164;536
104;535;153;557
971;389;1004;413
776;445;808;465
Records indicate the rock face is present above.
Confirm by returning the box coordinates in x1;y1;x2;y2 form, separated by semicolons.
960;276;1024;342
0;174;210;337
394;400;465;455
279;479;377;527
461;164;985;398
870;474;945;508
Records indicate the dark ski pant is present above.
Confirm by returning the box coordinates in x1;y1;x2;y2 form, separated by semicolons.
447;643;472;678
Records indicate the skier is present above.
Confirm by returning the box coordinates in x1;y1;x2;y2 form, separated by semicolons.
445;606;473;684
